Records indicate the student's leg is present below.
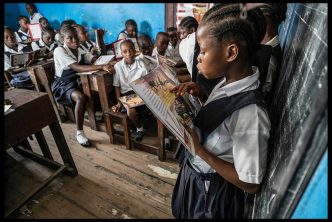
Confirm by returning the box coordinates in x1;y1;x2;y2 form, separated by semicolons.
71;89;91;146
127;107;144;141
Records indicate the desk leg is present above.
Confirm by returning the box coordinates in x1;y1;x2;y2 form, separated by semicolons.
157;119;166;161
35;130;54;160
96;74;112;135
81;75;97;130
49;121;78;176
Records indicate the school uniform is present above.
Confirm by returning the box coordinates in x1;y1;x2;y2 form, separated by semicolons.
31;38;58;52
137;53;157;73
15;28;30;43
179;32;195;76
151;47;172;59
29;12;43;24
167;41;181;62
4;43;32;71
79;40;95;53
117;30;128;40
51;43;94;106
113;57;148;94
172;66;271;219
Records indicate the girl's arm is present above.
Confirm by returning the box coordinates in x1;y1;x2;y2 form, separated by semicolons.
69;63;114;74
187;126;261;194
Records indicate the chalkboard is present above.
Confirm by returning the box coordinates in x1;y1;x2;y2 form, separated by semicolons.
246;3;327;218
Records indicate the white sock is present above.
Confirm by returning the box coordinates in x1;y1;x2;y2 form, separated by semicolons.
136;126;143;132
76;130;89;144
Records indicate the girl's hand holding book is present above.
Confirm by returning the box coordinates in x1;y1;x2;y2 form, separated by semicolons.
102;64;115;74
171;82;203;97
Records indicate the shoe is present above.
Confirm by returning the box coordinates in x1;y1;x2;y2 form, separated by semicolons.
135;131;144;141
76;132;91;147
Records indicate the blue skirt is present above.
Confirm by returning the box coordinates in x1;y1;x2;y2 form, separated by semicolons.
171;151;245;219
51;76;82;107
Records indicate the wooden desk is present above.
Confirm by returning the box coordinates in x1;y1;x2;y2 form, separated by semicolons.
5;89;78;217
77;71;114;131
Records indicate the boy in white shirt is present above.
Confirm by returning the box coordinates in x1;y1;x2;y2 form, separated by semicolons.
112;39;148;141
166;27;182;63
137;34;157;72
152;32;172;58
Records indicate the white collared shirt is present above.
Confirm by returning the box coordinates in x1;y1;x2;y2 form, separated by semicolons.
118;31;128;40
29;12;43;24
53;43;94;78
137;53;157;73
265;35;279;48
179;32;196;76
4;43;31;71
113;57;148;94
167;41;181;62
15;29;30;43
190;66;271;186
31;39;57;52
152;47;172;59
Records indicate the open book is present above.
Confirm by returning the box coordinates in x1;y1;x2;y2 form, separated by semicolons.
129;65;201;156
156;54;177;76
118;93;145;108
10;47;47;67
77;55;115;75
27;23;42;41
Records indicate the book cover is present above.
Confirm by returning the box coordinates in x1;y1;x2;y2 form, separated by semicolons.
10;53;31;66
130;65;201;155
27;23;42;41
118;93;145;108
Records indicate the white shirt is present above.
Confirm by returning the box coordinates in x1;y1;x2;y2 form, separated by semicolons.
137;53;157;73
118;31;128;40
80;40;95;53
190;66;271;187
31;39;57;52
15;29;30;43
53;43;94;78
179;32;196;76
29;12;43;24
167;41;181;62
152;47;172;58
113;57;148;94
265;35;279;48
4;43;30;71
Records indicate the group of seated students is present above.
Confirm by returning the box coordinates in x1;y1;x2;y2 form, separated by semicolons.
4;3;288;219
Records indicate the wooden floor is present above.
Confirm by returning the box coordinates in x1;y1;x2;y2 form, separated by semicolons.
4;121;180;219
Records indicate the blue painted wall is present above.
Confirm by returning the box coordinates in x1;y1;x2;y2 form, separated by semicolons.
292;150;328;219
4;3;165;44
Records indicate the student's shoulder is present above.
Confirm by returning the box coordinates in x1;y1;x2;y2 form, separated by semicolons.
54;46;67;56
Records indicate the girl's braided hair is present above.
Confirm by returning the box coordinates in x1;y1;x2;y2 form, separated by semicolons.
200;4;266;56
179;16;199;31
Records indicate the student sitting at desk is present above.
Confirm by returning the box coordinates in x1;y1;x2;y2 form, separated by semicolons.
112;39;148;142
117;19;138;40
31;27;58;59
15;15;32;44
51;25;114;147
166;27;182;63
152;32;171;58
72;24;98;56
4;26;34;89
39;17;61;45
137;34;157;72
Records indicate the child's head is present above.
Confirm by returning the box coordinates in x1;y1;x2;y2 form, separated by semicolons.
167;27;178;47
39;17;51;28
196;4;265;79
72;24;89;43
120;39;136;64
18;16;29;31
4;26;17;48
41;27;56;46
25;3;38;16
178;16;198;40
155;32;170;56
60;19;77;29
137;34;153;56
60;25;79;49
125;19;138;38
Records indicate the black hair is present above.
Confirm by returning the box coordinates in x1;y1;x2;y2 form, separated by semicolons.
4;26;14;33
60;19;77;28
39;17;48;23
260;3;287;27
120;39;135;49
167;27;177;32
60;24;77;39
125;19;137;28
26;3;38;12
137;34;153;47
179;16;198;31
41;26;55;38
18;15;29;22
156;32;169;39
200;4;266;57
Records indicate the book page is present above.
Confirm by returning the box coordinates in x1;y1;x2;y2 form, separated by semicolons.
118;94;145;108
4;105;12;113
93;55;115;65
28;23;42;40
156;54;177;67
130;66;199;155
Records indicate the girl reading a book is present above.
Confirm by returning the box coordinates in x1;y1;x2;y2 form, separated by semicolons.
51;25;114;147
171;4;271;219
72;24;98;56
31;27;58;59
117;19;138;40
15;16;32;44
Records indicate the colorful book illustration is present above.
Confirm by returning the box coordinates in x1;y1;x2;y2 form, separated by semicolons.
118;93;145;108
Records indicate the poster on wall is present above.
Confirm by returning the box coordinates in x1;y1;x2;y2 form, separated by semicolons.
176;3;213;26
